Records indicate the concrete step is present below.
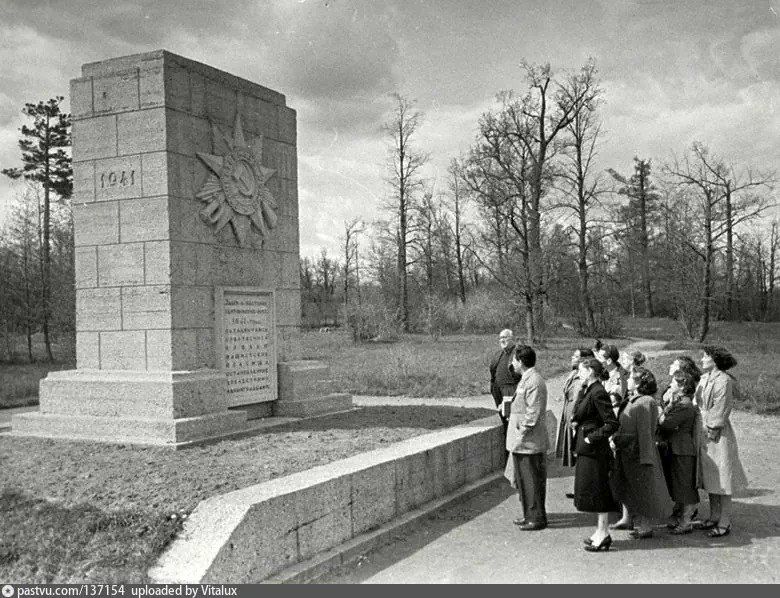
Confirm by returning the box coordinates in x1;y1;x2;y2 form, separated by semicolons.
9;409;246;447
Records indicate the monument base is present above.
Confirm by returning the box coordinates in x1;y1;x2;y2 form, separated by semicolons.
10;369;248;447
274;361;354;418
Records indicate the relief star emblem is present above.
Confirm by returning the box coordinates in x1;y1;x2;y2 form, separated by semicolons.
195;113;278;246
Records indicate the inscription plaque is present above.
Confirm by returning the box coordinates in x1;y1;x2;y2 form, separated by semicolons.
216;287;277;406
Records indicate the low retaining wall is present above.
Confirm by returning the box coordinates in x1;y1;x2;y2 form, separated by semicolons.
149;415;505;583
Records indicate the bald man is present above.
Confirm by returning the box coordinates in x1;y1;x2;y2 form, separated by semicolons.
489;328;521;439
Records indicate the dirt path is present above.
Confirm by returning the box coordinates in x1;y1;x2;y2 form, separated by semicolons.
327;339;780;583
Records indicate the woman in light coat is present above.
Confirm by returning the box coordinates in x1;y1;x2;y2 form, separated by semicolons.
611;367;673;539
694;346;748;538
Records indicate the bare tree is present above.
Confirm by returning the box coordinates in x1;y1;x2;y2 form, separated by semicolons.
382;94;428;333
341;218;363;307
691;152;776;319
553;94;607;334
663;142;775;340
447;159;470;304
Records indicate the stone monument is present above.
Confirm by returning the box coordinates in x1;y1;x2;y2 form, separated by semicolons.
12;50;351;447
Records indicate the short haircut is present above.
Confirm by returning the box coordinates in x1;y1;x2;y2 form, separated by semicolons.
702;346;737;371
630;351;647;367
633;367;658;396
673;371;697;396
514;345;536;368
601;344;620;364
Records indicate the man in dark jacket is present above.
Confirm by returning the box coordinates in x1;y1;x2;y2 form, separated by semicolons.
489;329;521;437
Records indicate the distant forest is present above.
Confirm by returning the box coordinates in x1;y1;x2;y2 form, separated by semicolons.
1;63;778;363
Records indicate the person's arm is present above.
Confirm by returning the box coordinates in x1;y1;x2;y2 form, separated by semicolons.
705;375;732;430
703;375;733;442
658;402;693;432
489;352;498;384
635;400;656;465
522;378;544;428
585;389;619;443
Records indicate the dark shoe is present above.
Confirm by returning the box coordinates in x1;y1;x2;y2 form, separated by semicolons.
518;521;547;531
609;520;634;531
583;535;612;552
513;518;527;526
708;525;731;538
693;519;717;530
666;516;681;530
629;529;654;539
669;524;693;535
565;492;575;499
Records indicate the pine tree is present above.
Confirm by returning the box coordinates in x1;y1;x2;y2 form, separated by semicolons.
2;97;72;361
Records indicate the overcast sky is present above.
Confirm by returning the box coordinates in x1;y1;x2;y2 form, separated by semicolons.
0;0;777;257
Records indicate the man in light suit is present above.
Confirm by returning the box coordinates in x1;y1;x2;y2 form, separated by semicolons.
504;345;549;531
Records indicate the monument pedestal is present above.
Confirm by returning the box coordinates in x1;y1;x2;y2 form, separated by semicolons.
9;50;351;447
11;369;246;446
274;361;353;418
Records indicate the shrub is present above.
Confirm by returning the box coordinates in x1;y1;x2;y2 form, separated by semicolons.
345;300;402;342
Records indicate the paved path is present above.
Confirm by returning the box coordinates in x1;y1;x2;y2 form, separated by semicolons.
323;340;780;583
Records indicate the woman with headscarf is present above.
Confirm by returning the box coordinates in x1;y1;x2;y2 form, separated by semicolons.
694;346;749;538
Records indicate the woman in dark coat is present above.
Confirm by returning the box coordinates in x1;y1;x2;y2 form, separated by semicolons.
571;358;620;551
611;368;673;539
657;370;700;533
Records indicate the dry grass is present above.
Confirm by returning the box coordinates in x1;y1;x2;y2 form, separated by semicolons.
0;362;71;409
300;331;621;397
0;405;493;583
624;319;780;416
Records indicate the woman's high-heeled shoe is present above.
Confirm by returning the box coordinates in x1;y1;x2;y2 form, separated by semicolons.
583;535;612;552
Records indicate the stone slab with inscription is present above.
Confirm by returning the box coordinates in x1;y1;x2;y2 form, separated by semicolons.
216;288;276;406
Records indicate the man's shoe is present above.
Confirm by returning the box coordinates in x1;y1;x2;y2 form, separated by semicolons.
518;521;547;531
512;518;527;526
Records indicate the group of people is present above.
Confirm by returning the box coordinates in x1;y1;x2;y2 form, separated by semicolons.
488;330;748;551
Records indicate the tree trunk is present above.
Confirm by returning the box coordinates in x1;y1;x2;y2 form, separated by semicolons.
724;185;734;320
577;180;596;335
638;168;654;318
698;204;713;343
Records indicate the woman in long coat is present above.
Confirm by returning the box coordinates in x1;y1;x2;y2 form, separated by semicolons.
556;348;594;469
657;370;700;533
695;346;748;537
611;368;672;539
571;357;620;551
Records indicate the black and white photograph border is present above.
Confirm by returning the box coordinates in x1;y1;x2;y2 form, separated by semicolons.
0;0;778;585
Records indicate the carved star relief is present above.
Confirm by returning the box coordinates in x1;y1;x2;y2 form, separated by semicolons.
196;113;278;246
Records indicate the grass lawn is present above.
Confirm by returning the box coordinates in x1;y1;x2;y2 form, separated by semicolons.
628;318;780;416
1;330;619;408
300;330;623;397
0;362;72;409
0;405;493;583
